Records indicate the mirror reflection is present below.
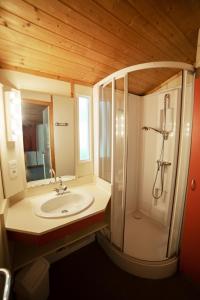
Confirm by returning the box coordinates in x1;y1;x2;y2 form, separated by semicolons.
21;97;75;183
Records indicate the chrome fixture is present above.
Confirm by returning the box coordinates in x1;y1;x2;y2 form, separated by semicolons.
152;93;171;199
0;268;11;300
49;168;56;183
54;177;68;195
141;126;169;140
157;160;171;167
142;93;172;199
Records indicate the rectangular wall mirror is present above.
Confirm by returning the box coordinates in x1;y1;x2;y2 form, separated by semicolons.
21;96;75;183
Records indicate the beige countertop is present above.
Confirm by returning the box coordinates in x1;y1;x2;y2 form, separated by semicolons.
5;183;111;235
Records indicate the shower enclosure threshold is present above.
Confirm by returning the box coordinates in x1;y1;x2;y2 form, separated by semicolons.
97;232;177;279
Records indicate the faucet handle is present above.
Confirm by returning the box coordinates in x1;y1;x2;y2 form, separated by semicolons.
53;186;68;195
53;188;59;193
58;176;63;186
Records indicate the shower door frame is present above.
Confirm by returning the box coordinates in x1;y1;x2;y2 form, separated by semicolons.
167;69;195;257
95;61;195;259
99;75;128;250
110;74;128;250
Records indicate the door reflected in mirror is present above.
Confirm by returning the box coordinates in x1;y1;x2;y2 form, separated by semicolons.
21;97;75;183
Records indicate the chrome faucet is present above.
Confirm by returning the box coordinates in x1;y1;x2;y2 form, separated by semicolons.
49;168;57;183
54;177;68;195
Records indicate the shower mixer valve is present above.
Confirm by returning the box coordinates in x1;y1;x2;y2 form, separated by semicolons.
157;160;171;167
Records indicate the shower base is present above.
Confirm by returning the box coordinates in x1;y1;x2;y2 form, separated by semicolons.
97;232;177;279
124;212;169;261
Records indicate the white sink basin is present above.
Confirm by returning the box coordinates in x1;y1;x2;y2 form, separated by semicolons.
35;191;94;218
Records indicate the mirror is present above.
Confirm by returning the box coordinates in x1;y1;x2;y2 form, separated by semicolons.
21;96;75;183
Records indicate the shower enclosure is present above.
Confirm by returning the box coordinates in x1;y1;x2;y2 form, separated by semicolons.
94;62;195;278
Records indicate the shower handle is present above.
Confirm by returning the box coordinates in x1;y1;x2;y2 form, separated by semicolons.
191;179;196;191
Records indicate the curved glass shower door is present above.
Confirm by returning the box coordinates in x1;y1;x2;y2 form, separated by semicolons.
97;63;195;273
123;71;182;261
99;76;127;250
111;76;127;249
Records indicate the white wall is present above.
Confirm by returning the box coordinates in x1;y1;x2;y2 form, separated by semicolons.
53;95;75;176
0;69;71;96
0;84;26;198
137;88;181;225
21;90;51;102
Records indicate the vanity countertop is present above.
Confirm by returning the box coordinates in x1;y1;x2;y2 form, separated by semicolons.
5;183;111;235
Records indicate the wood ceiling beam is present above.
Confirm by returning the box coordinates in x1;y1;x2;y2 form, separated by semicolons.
70;81;74;98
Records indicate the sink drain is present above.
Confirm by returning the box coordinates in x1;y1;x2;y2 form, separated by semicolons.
61;209;68;213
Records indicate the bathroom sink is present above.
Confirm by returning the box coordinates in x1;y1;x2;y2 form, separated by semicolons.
35;191;94;218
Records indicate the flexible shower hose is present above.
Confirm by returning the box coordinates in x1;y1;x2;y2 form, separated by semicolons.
152;136;165;199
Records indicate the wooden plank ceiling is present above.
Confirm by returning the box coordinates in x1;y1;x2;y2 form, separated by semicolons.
0;0;200;95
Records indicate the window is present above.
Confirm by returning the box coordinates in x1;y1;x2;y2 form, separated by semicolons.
78;96;90;161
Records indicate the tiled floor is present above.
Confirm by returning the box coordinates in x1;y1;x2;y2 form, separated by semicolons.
48;241;200;300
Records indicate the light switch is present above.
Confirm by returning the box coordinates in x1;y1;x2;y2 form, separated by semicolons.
8;160;18;179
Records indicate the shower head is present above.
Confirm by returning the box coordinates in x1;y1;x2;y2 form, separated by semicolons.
141;126;150;131
142;126;161;133
142;126;169;140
